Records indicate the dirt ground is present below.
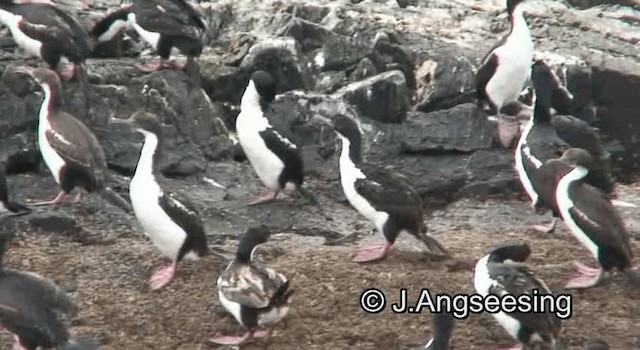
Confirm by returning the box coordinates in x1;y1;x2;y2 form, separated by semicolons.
1;173;639;350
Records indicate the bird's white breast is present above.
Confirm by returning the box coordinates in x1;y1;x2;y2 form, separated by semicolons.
37;87;65;184
258;305;290;326
97;18;131;43
0;11;42;58
485;8;534;109
514;118;539;206
217;273;244;325
128;13;160;50
338;137;389;231
555;167;599;258
130;133;189;260
236;107;285;191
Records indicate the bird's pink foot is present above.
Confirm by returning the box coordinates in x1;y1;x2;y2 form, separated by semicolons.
57;64;77;81
13;335;28;350
148;262;177;290
31;191;68;206
73;191;87;203
565;263;603;289
353;243;392;263
135;60;174;72
529;219;557;234
248;191;278;206
209;331;268;345
496;344;523;350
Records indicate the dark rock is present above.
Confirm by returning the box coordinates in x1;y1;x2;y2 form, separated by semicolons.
371;35;416;89
567;0;640;9
349;57;378;82
415;56;476;113
314;71;348;94
284;3;331;24
457;149;519;198
315;34;372;71
378;105;494;154
590;52;640;176
333;70;409;123
284;18;335;51
30;212;78;233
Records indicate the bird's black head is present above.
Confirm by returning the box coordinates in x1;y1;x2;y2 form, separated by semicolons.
558;148;594;170
506;0;525;14
236;226;271;263
247;70;276;105
332;114;362;141
111;111;163;137
426;312;455;350
487;243;531;263
14;66;63;96
531;60;555;122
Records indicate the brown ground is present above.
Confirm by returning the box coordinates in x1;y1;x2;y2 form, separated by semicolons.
1;197;639;350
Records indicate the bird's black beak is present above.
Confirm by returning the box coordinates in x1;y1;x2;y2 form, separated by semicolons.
110;117;131;125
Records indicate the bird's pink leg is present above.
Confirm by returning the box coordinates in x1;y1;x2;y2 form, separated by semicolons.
496;118;520;149
209;330;268;345
31;191;68;206
248;191;278;206
353;242;393;263
135;59;175;72
148;261;177;290
12;335;28;350
73;190;87;203
565;262;605;289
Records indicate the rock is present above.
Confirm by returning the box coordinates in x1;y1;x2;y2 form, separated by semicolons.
349;57;378;82
379;105;494;154
284;18;335;51
415;57;476;113
314;71;348;94
315;34;372;71
567;0;640;9
30;212;78;233
333;70;409;123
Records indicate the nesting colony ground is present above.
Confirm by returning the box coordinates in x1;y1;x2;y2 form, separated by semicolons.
1;172;639;350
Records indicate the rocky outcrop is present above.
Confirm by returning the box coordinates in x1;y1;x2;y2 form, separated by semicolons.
0;0;639;207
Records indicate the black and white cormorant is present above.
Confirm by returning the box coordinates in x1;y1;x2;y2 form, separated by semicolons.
0;0;92;80
90;0;205;72
111;111;212;290
515;60;620;234
0;165;31;217
474;243;562;350
475;0;534;148
212;226;293;346
235;70;316;206
424;312;454;350
538;148;639;289
0;234;98;350
15;67;132;212
332;114;448;263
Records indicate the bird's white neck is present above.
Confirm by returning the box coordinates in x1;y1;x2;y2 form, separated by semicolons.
564;166;589;183
509;6;531;43
38;84;57;124
134;130;159;180
240;81;261;114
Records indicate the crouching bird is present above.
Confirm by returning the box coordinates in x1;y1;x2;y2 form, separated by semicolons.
212;226;293;346
0;234;99;350
474;243;562;350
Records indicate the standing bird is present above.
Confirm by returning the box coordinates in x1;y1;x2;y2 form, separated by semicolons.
538;148;640;289
212;226;293;346
424;312;454;350
515;60;617;234
0;234;98;350
332;114;448;263
89;0;205;72
474;243;562;350
0;165;31;217
0;0;92;81
236;70;316;205
15;67;131;212
476;0;534;148
111;112;210;290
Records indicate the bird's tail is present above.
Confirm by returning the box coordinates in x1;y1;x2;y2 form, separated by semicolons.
5;200;31;216
98;187;132;213
60;338;100;350
270;280;294;308
417;226;449;258
296;187;318;205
